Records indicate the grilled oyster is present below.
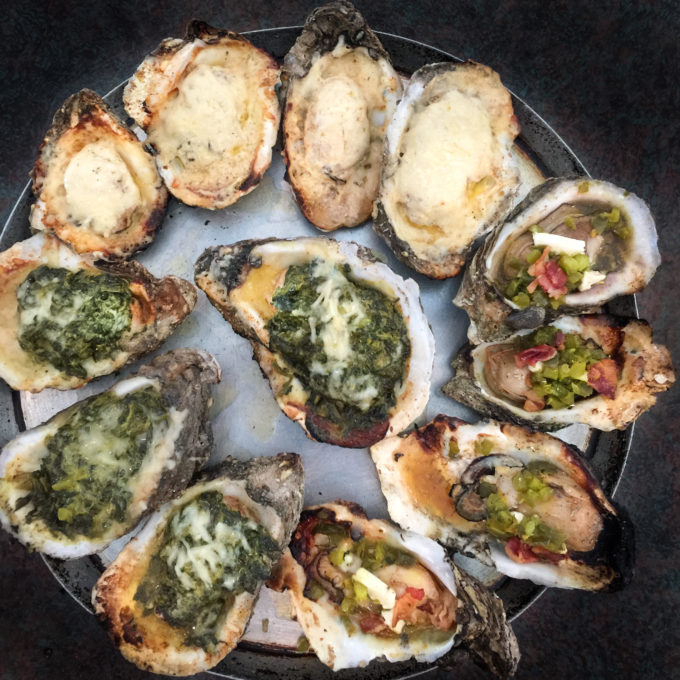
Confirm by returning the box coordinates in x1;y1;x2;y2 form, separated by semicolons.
374;61;521;278
124;20;280;209
195;237;433;447
455;177;661;342
0;233;196;392
30;89;167;260
443;315;674;431
371;416;633;591
0;349;220;558
92;453;304;676
270;501;519;677
281;1;402;230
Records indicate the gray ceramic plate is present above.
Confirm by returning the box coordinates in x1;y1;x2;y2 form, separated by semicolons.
0;27;635;680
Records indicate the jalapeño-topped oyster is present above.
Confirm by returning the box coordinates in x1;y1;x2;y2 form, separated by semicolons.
443;315;674;431
0;349;220;557
281;1;402;230
455;177;661;342
124;20;280;209
195;238;433;447
0;234;196;391
271;501;519;677
374;61;522;278
371;417;634;591
30;89;167;260
92;454;304;676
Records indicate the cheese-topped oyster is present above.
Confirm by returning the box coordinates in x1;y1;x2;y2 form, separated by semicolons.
195;237;434;447
0;233;196;392
374;61;521;278
30;89;167;260
455;177;661;342
371;417;634;591
281;1;402;230
270;501;519;677
92;453;304;676
124;20;280;209
443;315;674;431
0;349;220;558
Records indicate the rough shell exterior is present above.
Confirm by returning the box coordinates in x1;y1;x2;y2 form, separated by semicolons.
91;453;304;676
30;89;167;260
0;233;196;392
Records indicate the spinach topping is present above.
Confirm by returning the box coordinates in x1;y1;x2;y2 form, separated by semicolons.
266;259;410;433
17;265;132;378
134;491;280;649
21;386;168;539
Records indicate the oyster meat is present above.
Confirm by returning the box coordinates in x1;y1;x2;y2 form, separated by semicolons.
0;349;220;558
374;61;522;278
92;453;304;676
270;501;519;677
124;20;280;209
371;416;634;591
0;233;196;392
455;177;661;342
30;89;168;260
444;314;674;431
194;237;433;447
281;1;402;230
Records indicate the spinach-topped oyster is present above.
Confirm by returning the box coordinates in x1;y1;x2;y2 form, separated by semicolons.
270;501;519;677
30;89;167;260
455;177;661;342
195;237;433;447
281;1;402;231
124;20;280;210
92;453;304;676
371;416;634;591
443;315;674;431
374;61;522;278
0;349;220;558
0;234;196;392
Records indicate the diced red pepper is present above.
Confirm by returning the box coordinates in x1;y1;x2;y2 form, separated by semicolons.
587;358;618;399
515;344;557;368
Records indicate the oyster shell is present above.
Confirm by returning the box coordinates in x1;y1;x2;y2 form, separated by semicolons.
92;453;304;676
30;89;168;260
270;501;519;677
374;61;521;278
194;237;433;447
455;177;661;342
443;315;674;431
0;349;220;558
371;416;634;591
0;233;196;392
281;1;402;230
124;20;280;209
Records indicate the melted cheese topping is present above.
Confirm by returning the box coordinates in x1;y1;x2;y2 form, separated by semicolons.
63;140;141;236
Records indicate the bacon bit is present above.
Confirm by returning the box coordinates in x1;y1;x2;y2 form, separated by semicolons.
527;247;568;298
405;587;425;600
523;389;546;412
359;613;387;634
527;245;551;277
515;344;557;368
555;332;565;350
587;358;619;399
391;590;423;627
505;537;537;563
530;545;567;564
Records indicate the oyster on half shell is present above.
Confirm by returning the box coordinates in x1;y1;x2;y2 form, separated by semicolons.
371;416;634;591
270;501;519;678
195;237;433;447
0;233;196;392
30;89;168;260
443;315;674;431
455;177;661;343
92;453;304;676
374;61;522;278
281;1;402;230
0;349;220;558
124;20;280;209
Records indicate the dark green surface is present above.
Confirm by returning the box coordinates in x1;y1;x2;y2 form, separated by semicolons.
1;1;679;679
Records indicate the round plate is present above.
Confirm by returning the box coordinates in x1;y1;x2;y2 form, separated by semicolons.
0;27;634;680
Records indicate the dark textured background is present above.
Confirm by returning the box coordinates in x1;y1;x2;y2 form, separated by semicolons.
1;1;678;679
